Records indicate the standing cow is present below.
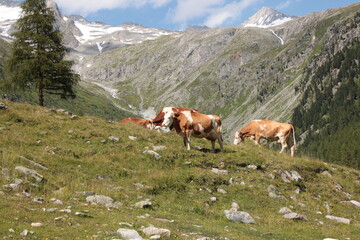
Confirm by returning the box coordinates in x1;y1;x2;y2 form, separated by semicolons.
119;118;154;129
171;109;224;153
152;107;198;130
234;120;297;157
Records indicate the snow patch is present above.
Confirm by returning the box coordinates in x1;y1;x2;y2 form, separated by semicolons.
244;17;293;28
93;82;118;98
270;30;284;45
0;5;21;21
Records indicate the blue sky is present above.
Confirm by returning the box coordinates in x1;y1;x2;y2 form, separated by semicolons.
17;0;360;30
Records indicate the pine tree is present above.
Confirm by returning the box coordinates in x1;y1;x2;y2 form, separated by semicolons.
3;0;79;106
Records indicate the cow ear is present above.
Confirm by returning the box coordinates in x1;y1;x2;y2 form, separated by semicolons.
173;113;180;118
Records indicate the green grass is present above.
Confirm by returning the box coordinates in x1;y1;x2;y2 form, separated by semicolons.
0;101;359;239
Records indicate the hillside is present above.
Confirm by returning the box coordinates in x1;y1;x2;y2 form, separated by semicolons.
77;3;360;141
1;101;359;239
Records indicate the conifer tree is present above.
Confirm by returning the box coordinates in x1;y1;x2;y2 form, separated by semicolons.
3;0;79;106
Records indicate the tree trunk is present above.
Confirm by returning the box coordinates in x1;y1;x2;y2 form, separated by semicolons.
39;84;44;106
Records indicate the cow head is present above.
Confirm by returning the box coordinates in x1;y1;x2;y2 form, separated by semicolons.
233;131;245;145
145;119;154;130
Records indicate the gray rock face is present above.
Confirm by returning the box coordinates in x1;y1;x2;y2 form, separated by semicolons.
116;228;143;240
224;210;256;224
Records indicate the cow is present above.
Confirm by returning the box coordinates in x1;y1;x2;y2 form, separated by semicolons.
152;107;198;130
171;109;224;153
233;120;297;157
119;118;154;130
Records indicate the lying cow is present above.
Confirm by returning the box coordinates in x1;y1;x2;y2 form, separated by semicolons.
152;107;198;130
233;120;297;157
119;118;154;129
172;109;224;153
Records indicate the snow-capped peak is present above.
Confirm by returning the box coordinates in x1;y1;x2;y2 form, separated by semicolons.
243;6;297;28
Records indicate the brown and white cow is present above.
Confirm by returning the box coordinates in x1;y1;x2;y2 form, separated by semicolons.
152;107;198;130
171;110;224;153
119;118;154;129
233;120;297;157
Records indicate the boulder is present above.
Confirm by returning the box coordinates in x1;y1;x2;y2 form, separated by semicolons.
325;215;351;224
142;226;171;237
15;166;43;182
279;207;292;214
283;212;308;220
116;228;143;240
224;210;256;224
86;194;114;207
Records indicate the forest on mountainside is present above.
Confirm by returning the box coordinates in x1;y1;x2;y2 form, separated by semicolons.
293;37;360;169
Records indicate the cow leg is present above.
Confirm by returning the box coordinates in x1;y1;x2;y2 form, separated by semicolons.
218;136;224;152
279;137;287;154
254;135;261;145
211;140;216;153
185;130;191;150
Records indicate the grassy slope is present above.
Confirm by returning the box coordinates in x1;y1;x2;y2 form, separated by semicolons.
0;101;359;239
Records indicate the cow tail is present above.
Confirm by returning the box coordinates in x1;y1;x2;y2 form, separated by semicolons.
292;125;297;150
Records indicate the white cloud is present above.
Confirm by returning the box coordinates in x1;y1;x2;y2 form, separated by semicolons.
168;0;258;28
55;0;172;15
204;0;259;27
276;0;292;10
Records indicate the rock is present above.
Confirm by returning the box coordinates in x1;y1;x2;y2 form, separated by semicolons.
0;102;8;110
8;229;15;233
224;210;256;224
323;238;338;240
86;194;114;206
152;145;167;151
150;235;161;239
15;166;43;182
283;212;308;220
129;136;137;141
231;202;239;211
210;197;217;202
3;182;22;191
135;199;152;208
247;165;258;170
142;226;171;237
279;207;292;214
267;185;287;200
280;170;302;183
321;171;332;178
31;222;43;227
33;197;45;204
350;200;360;208
75;212;93;218
116;228;143;240
211;168;228;175
44;208;58;212
108;136;120;142
143;150;161;159
51;198;63;205
325;215;351;224
20;229;29;236
217;188;227;194
70;115;79;120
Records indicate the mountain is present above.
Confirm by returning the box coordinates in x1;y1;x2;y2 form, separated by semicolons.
242;6;297;28
0;0;177;54
1;100;360;239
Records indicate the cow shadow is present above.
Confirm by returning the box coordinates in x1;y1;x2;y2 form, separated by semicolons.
194;146;236;154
